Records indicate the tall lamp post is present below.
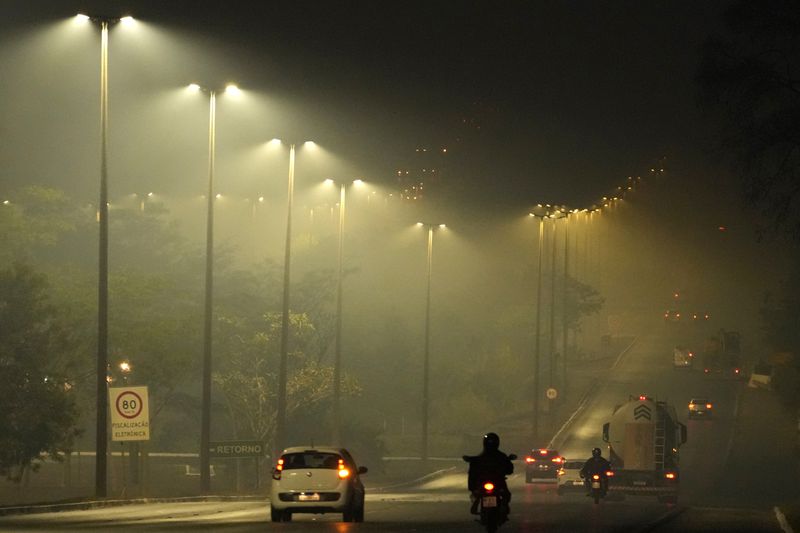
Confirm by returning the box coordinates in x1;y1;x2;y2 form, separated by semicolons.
275;140;314;458
76;12;134;498
189;82;240;494
325;178;364;445
417;222;445;463
528;205;552;441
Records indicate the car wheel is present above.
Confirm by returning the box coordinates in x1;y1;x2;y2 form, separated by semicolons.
354;503;365;523
270;507;284;522
343;505;354;522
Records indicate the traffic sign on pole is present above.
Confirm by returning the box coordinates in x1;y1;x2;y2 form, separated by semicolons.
109;386;150;441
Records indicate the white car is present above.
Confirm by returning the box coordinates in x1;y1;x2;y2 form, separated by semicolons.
270;446;368;522
556;459;586;494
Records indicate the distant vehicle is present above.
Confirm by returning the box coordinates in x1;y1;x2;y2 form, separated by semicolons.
524;448;562;483
690;311;711;321
663;310;681;322
688;398;713;418
556;459;586;494
270;446;368;522
602;395;687;503
703;330;743;379
673;346;694;368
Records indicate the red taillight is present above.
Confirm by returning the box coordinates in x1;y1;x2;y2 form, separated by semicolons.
338;468;350;479
665;472;676;480
592;474;600;480
639;395;647;401
539;449;548;455
706;403;713;409
704;368;710;374
483;482;494;492
557;469;565;476
525;456;535;463
552;456;563;463
273;458;285;480
605;471;614;477
734;368;740;374
688;352;694;357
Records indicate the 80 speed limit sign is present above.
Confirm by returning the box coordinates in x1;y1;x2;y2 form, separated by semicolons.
109;386;150;441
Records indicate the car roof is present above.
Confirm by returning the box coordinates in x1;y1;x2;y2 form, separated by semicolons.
280;446;344;455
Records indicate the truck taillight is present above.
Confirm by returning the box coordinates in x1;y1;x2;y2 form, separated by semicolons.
665;472;676;480
706;403;713;409
592;474;600;480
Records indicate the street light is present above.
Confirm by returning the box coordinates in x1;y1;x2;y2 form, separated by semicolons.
75;11;134;499
528;205;553;441
189;81;240;494
416;222;445;463
274;140;315;458
324;178;364;444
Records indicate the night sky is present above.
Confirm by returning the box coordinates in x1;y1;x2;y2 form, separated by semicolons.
2;0;730;210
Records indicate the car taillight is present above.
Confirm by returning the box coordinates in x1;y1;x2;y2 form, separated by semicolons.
592;474;600;480
704;368;710;373
525;457;535;463
552;456;563;463
483;482;494;492
605;471;614;477
338;468;350;479
539;449;548;455
706;403;713;409
665;472;676;480
273;458;285;480
734;368;740;374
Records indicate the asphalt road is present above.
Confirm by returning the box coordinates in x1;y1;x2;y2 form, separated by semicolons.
0;326;790;532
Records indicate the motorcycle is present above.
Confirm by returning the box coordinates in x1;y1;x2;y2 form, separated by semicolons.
465;453;517;533
587;469;613;504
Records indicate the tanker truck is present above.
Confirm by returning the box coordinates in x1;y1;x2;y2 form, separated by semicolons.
602;395;687;502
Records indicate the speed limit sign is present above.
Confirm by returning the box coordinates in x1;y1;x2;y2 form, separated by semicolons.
109;386;150;441
546;387;558;400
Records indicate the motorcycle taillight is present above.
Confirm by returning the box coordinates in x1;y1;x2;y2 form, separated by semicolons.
483;482;495;492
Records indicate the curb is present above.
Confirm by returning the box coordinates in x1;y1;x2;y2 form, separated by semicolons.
635;505;687;533
0;495;266;517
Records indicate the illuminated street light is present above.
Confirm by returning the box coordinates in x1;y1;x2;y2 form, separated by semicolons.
527;204;555;440
189;81;240;494
76;11;136;499
324;177;365;444
416;221;446;463
274;140;315;457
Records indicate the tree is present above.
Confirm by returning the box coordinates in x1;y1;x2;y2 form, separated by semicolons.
697;0;800;240
213;310;360;449
0;264;81;481
563;275;605;334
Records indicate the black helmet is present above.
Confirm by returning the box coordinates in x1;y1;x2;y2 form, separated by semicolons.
483;432;500;451
592;447;602;458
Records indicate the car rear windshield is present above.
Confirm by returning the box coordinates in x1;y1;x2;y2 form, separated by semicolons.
280;452;342;470
690;399;708;404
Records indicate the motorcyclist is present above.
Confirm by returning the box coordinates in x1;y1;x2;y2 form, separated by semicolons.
580;447;612;496
462;432;514;517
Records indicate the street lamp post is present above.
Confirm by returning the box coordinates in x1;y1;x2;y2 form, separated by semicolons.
528;207;549;441
189;82;239;494
417;222;445;463
275;142;296;459
325;178;363;445
78;12;134;499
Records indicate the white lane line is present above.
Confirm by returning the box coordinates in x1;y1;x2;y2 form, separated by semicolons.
775;506;794;533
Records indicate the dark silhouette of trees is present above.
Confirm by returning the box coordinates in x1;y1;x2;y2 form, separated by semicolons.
697;0;800;240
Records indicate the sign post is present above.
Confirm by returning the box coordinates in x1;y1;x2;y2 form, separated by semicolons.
109;386;150;442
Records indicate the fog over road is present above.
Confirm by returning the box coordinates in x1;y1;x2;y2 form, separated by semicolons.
0;326;789;532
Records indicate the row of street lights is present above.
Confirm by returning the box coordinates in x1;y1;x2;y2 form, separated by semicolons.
74;14;407;494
